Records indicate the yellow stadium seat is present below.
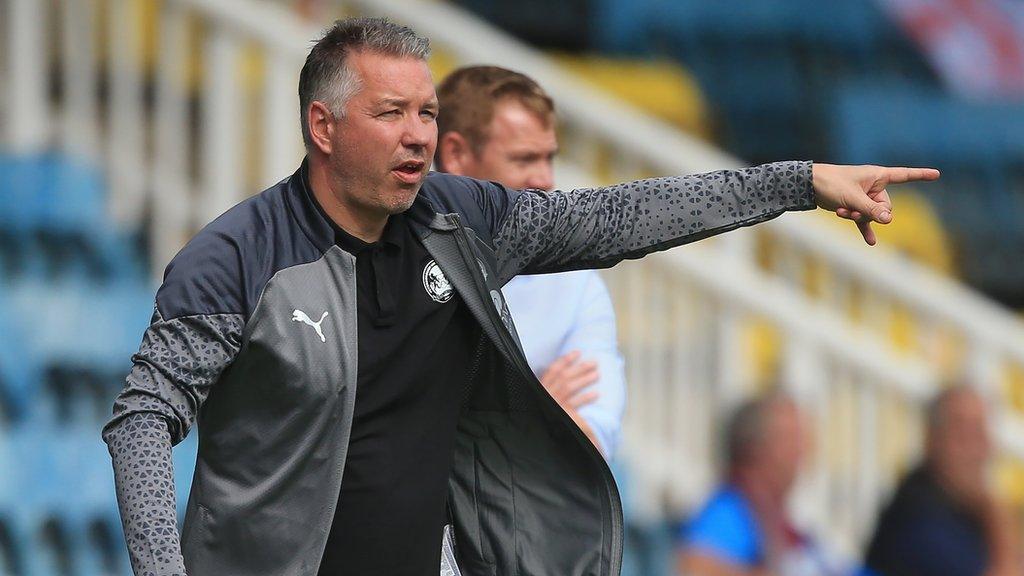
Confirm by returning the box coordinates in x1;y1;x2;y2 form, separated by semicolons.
816;189;954;276
550;54;711;139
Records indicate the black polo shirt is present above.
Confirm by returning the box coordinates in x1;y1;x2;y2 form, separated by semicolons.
317;212;481;575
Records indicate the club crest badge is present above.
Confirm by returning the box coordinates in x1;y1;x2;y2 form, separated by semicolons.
422;260;454;303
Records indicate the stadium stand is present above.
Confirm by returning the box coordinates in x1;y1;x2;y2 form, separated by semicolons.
0;152;198;576
830;82;1024;305
3;0;1024;574
469;0;940;164
460;0;1024;308
551;54;711;138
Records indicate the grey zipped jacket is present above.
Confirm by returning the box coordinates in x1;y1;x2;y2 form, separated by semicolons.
102;159;815;575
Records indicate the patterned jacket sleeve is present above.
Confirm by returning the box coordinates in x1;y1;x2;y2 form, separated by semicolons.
102;225;247;575
102;309;244;575
491;161;815;283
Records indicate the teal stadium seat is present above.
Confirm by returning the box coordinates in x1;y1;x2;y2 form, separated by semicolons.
0;154;144;284
589;0;938;163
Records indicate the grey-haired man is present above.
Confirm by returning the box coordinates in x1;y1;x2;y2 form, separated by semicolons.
103;16;939;576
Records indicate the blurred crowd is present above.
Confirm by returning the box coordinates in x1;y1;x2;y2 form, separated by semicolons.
674;386;1021;576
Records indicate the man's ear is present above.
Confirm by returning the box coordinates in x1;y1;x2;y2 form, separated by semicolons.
437;131;474;175
308;101;335;155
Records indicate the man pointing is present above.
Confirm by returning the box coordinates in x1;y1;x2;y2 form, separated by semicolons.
103;16;938;576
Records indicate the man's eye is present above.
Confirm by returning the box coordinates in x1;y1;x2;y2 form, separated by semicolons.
379;110;401;118
421;110;437;120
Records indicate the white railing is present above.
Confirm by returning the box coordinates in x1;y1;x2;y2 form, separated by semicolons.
4;0;1024;559
340;0;1024;543
347;0;1024;394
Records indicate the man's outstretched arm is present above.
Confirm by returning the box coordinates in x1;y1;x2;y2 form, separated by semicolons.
485;161;938;281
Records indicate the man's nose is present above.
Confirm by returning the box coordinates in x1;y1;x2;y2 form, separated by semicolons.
402;116;434;149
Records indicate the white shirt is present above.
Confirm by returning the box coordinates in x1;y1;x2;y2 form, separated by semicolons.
502;270;626;458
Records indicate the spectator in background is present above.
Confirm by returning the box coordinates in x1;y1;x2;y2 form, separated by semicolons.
434;65;626;458
678;393;855;576
293;0;328;21
865;386;1021;576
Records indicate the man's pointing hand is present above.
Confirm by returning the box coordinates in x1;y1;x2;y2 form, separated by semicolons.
812;163;941;246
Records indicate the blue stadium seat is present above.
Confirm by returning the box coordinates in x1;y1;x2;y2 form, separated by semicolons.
830;81;1024;207
60;430;130;575
587;0;938;162
590;0;661;54
0;152;157;574
0;427;72;575
1;278;154;427
0;153;147;283
0;420;192;575
0;315;45;425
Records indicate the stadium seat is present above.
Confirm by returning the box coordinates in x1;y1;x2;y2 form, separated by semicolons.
551;54;711;138
1;277;154;427
0;153;146;283
590;0;660;54
0;149;161;573
0;316;45;425
0;417;193;575
0;427;71;575
584;0;939;163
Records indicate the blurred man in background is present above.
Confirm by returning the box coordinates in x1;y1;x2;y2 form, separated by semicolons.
865;386;1021;576
677;393;855;576
435;65;626;458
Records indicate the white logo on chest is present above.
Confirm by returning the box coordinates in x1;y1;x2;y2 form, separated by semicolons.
422;260;454;303
291;309;329;342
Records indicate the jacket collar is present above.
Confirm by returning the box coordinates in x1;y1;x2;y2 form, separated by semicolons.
285;158;335;254
286;159;458;254
407;190;458;232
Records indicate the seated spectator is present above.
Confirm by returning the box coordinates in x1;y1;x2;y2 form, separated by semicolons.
677;393;857;576
865;385;1021;576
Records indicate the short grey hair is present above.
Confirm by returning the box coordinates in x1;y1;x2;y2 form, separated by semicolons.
298;17;431;148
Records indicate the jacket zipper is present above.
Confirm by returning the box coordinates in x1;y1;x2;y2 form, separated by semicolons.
449;214;535;382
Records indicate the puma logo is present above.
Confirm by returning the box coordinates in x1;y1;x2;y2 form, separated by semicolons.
291;309;329;343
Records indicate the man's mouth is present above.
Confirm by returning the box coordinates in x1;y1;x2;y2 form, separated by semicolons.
391;160;426;183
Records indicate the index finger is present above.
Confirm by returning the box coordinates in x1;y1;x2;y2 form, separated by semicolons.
882;167;940;184
856;218;876;246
